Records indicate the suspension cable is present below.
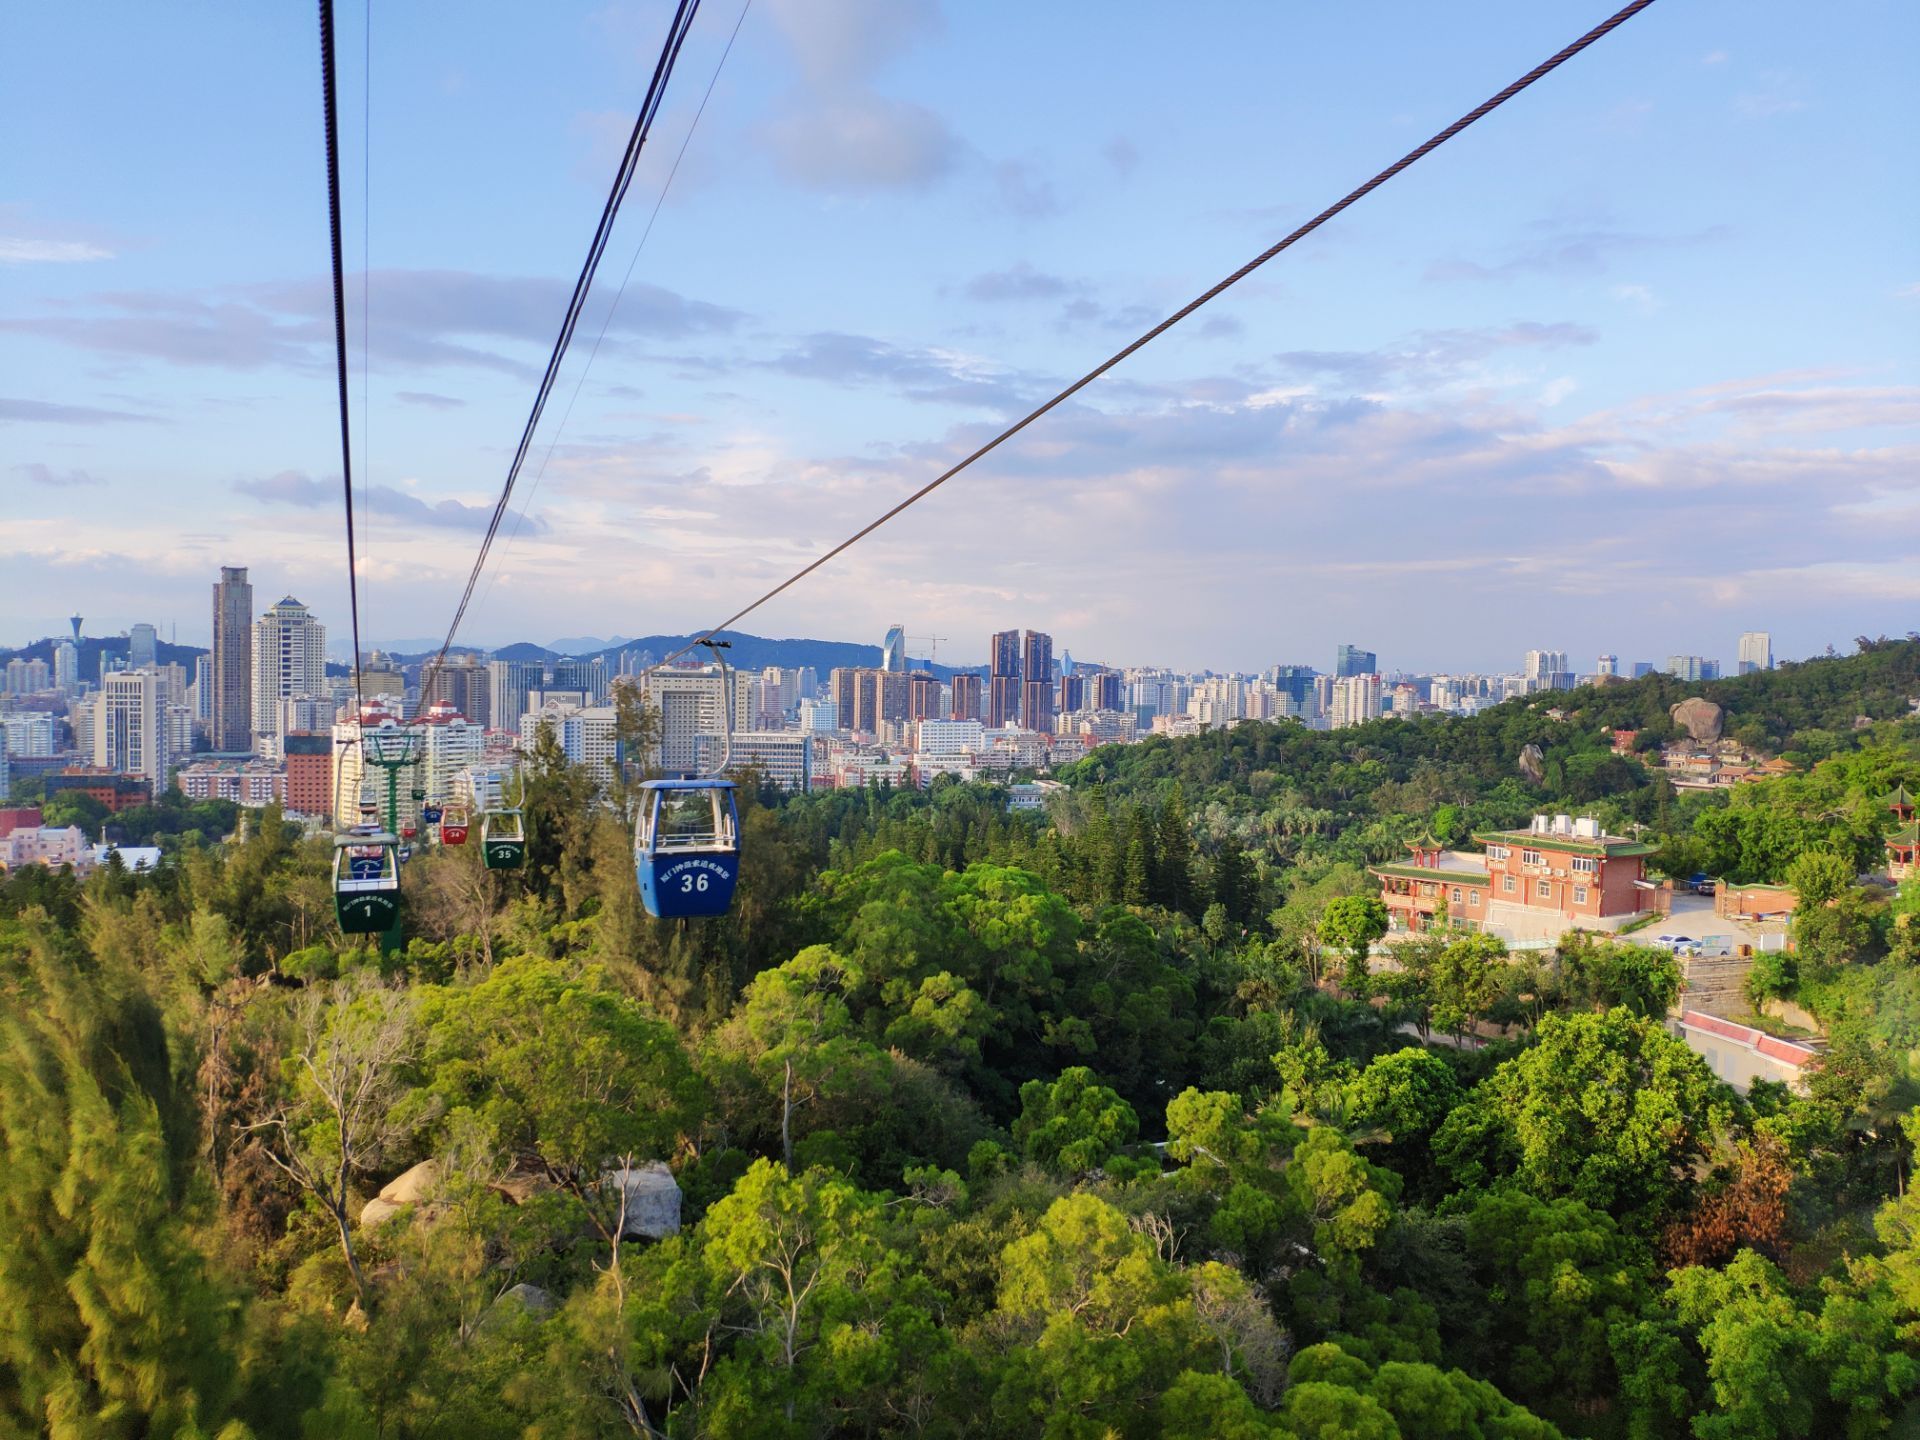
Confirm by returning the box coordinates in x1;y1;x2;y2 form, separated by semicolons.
638;0;1659;681
474;0;754;619
319;0;366;721
418;0;703;704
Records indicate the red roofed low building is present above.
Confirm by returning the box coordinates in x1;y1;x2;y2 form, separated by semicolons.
1371;813;1661;944
1671;1010;1820;1094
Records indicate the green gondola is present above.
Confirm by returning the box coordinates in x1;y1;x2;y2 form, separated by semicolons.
334;825;402;934
481;807;526;870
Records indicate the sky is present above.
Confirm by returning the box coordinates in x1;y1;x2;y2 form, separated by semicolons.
4;0;1916;674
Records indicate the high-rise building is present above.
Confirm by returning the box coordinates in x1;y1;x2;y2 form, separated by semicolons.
1630;662;1654;679
987;629;1023;729
1737;632;1773;675
1596;654;1619;677
425;654;490;728
907;671;939;721
252;596;327;749
950;673;983;722
1057;674;1086;715
882;624;907;673
633;666;745;775
828;668;860;730
552;656;609;704
211;566;253;751
1329;674;1383;729
95;669;169;787
1088;670;1124;712
488;659;544;732
128;622;157;671
1020;631;1053;731
4;658;50;694
1334;644;1377;679
1523;649;1570;683
53;640;78;696
1667;655;1709;683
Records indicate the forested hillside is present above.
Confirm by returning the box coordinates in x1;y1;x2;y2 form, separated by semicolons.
3;643;1920;1437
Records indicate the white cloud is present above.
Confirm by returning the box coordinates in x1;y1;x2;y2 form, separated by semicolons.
0;237;113;264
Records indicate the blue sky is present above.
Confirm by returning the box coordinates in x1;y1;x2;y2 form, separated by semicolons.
5;0;1915;673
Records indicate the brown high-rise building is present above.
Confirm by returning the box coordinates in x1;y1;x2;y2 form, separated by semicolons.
1089;670;1124;712
1021;631;1054;732
950;673;983;721
211;566;254;752
987;629;1023;728
851;668;909;733
829;668;860;730
425;655;490;728
1057;674;1086;715
907;671;939;721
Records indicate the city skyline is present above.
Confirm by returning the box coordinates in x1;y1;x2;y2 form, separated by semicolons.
4;3;1914;670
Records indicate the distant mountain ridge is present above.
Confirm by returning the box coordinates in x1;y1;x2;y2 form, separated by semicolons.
387;631;985;680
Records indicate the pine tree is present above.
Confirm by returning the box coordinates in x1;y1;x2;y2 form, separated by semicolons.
1156;786;1195;914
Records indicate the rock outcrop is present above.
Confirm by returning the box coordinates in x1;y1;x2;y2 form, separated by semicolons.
1669;697;1725;743
1517;743;1546;785
601;1162;681;1239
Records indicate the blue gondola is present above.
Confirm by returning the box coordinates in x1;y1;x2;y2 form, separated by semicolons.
634;778;740;919
422;804;443;825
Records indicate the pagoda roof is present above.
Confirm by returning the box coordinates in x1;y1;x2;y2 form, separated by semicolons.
1888;821;1920;847
1885;784;1915;808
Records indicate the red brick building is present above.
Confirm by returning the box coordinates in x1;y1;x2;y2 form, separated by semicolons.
1371;840;1490;934
1372;814;1659;942
283;733;334;818
45;769;151;813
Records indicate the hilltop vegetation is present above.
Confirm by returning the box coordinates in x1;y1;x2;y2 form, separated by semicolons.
2;642;1919;1436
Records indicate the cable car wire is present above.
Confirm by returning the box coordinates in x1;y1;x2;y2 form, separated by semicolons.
418;0;703;703
638;0;1659;681
318;0;366;717
474;0;753;619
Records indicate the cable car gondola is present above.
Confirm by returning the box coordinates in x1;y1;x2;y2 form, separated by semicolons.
333;824;401;934
634;778;740;919
481;807;525;870
422;803;442;825
440;800;469;846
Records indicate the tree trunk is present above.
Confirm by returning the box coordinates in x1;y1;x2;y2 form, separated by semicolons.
781;1059;794;1171
333;1199;368;1308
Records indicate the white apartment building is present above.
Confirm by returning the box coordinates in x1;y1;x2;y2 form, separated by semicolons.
1737;632;1773;675
1;713;57;758
418;704;487;804
916;718;985;758
628;666;754;776
252;597;327;749
520;700;621;789
94;669;170;787
695;730;812;792
1329;674;1383;730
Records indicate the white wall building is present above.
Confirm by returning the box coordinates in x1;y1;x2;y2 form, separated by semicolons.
251;597;327;750
696;730;812;792
1330;674;1383;730
94;669;170;787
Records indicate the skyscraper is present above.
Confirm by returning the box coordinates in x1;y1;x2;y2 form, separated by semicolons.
882;624;907;673
1596;654;1619;677
552;656;609;704
829;668;860;730
1334;644;1377;679
1737;632;1773;675
488;659;545;732
950;673;983;722
426;654;491;727
53;640;78;696
1020;630;1054;732
252;596;327;748
211;566;253;751
907;671;939;721
95;668;169;787
128;622;157;671
988;630;1022;729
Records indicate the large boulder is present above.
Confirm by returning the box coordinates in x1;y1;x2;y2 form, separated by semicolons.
378;1159;441;1206
1517;743;1546;785
601;1162;681;1240
1669;697;1724;743
359;1197;404;1228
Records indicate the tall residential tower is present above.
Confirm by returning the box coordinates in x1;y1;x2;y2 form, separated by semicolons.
211;566;253;751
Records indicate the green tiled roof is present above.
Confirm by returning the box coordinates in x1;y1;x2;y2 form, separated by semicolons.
1472;829;1657;859
1371;863;1490;886
1889;822;1920;847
